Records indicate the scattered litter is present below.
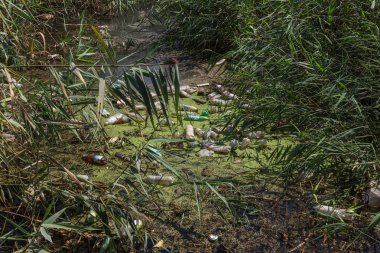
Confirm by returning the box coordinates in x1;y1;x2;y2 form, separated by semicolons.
76;174;90;182
184;115;208;121
222;91;239;100
185;87;197;94
198;149;214;157
200;110;209;116
209;106;226;114
314;205;355;221
100;108;110;117
47;54;61;60
240;138;251;149
210;98;233;106
180;90;191;98
115;152;131;162
207;145;231;154
106;113;130;125
365;188;380;208
192;97;207;104
185;124;195;140
215;58;226;65
153;240;164;249
205;130;218;140
230;139;239;150
116;99;126;108
195;128;204;137
180;104;198;112
145;175;175;186
215;84;225;93
108;137;119;144
135;104;146;111
208;234;219;242
208;92;221;100
197;82;210;87
69;62;86;84
188;141;199;148
82;154;107;165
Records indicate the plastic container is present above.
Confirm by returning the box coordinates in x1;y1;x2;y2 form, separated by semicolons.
195;128;204;137
106;113;130;125
184;115;209;121
145;175;175;186
82;154;107;165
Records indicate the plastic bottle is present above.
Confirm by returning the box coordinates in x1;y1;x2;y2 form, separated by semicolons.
115;152;131;162
106;113;130;125
185;125;195;140
145;175;175;186
314;205;355;221
82;154;107;165
180;90;191;98
207;145;231;154
180;104;198;112
184;115;209;121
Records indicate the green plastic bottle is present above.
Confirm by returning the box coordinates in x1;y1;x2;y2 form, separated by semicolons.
184;115;209;121
200;110;209;116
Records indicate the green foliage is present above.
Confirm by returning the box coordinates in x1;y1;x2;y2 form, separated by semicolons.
156;0;253;52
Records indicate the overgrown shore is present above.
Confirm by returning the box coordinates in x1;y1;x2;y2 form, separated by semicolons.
1;1;380;252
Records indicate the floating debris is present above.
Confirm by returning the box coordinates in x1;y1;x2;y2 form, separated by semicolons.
197;83;210;87
222;91;239;100
365;188;380;208
195;128;205;137
314;205;355;221
207;145;231;154
180;90;191;98
188;141;199;148
76;174;90;182
82;154;107;165
200;110;209;116
192;97;207;104
230;139;239;150
198;149;214;157
184;115;208;121
134;104;146;111
180;104;198;112
240;138;251;149
106;113;130;125
208;92;221;100
115;152;131;162
108;137;119;144
116;99;126;108
209;106;226;114
208;234;219;242
210;98;233;106
185;125;195;140
145;175;175;186
185;87;197;94
100;108;110;117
